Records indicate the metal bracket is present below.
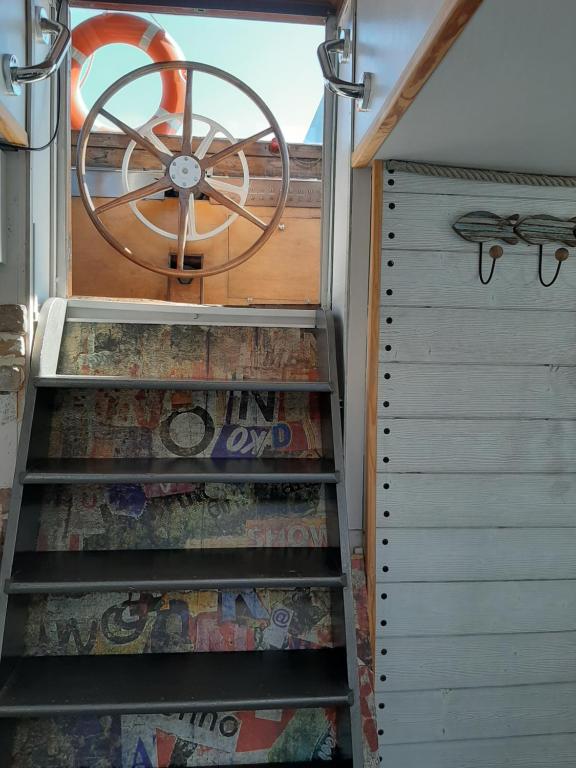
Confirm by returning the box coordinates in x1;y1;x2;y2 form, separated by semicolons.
2;8;70;96
35;6;53;45
317;29;372;111
336;27;352;63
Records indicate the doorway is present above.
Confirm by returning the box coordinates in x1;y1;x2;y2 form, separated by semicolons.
68;7;326;307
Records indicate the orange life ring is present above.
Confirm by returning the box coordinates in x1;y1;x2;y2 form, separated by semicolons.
71;13;186;134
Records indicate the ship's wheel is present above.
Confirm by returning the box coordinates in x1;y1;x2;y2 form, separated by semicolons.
76;61;290;279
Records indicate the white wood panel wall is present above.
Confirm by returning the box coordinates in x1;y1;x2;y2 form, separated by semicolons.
375;169;576;766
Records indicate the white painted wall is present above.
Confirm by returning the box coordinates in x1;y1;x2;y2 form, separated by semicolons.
1;1;29;133
353;0;444;150
375;0;576;174
374;167;576;765
0;0;67;504
30;0;59;306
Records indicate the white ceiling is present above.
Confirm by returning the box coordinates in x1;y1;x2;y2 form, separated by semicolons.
375;0;576;175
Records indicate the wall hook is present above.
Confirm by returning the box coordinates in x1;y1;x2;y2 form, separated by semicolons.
478;243;503;284
515;215;575;288
538;246;569;287
453;211;518;285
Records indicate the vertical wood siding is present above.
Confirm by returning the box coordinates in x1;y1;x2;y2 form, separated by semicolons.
374;169;576;765
365;161;384;652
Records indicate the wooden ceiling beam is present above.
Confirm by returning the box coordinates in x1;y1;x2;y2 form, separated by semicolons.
70;0;339;24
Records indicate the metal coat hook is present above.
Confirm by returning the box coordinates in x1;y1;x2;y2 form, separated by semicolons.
453;211;576;287
538;246;569;287
452;211;519;285
515;215;576;288
478;243;503;284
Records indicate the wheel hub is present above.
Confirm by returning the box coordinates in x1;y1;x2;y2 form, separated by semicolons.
169;154;202;189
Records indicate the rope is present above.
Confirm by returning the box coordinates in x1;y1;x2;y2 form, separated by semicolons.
386;159;576;188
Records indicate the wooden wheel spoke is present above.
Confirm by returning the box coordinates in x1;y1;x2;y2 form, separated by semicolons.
199;179;267;230
94;177;172;215
100;108;173;166
196;127;218;160
200;127;274;169
181;70;193;155
188;194;197;238
176;191;191;269
147;133;172;157
208;177;244;198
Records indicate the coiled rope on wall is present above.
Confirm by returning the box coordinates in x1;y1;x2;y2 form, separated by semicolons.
386;159;576;188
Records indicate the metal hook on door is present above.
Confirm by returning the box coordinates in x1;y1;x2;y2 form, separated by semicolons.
1;8;70;96
317;29;373;111
538;246;569;287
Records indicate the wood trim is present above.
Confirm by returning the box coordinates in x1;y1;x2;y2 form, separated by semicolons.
364;159;383;666
70;0;337;24
351;0;483;168
0;103;28;147
72;131;322;158
71;131;322;179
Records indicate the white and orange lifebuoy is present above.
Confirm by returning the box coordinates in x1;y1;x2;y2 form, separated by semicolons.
71;13;186;134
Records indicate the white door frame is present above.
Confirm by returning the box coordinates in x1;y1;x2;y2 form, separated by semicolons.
53;0;71;299
319;12;338;308
56;6;335;306
328;0;371;539
33;2;371;538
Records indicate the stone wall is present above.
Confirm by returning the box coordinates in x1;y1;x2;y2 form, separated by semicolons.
0;304;27;546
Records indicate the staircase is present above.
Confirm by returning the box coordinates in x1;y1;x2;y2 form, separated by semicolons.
0;298;363;767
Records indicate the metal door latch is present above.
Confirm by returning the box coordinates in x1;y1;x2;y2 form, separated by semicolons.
317;29;372;111
2;7;71;96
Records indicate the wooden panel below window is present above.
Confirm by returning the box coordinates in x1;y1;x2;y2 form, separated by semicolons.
72;198;229;302
227;208;321;305
71;198;320;305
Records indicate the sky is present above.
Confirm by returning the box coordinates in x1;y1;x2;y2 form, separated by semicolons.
71;9;325;143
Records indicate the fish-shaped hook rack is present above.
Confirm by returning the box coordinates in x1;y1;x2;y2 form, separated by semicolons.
515;214;576;247
452;211;575;286
452;211;521;245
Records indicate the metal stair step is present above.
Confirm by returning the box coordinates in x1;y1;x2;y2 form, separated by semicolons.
22;457;338;484
0;649;352;716
35;375;333;392
7;548;345;594
0;301;363;764
192;763;353;768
